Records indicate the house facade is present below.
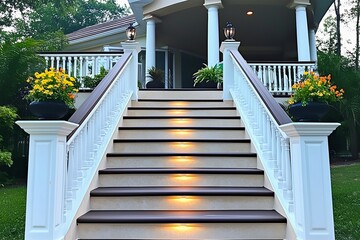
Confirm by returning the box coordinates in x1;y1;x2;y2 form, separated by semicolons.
19;1;340;240
62;0;332;88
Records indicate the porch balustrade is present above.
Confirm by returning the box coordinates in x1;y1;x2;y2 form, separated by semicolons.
38;52;123;88
249;62;316;94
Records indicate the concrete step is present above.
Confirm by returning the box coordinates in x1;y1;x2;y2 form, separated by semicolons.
112;139;251;153
98;168;264;187
138;90;222;100
106;153;257;169
116;127;246;139
90;186;274;210
77;210;286;239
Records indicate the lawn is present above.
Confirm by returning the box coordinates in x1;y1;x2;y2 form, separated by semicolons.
0;185;26;240
331;163;360;240
0;164;359;240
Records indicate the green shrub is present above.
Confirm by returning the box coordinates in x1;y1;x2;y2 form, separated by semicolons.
82;66;109;88
0;151;12;167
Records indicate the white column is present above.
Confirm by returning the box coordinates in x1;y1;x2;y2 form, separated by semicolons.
280;122;340;240
309;28;318;62
16;121;78;240
204;0;222;67
220;41;240;100
121;41;142;100
289;1;311;61
144;15;160;84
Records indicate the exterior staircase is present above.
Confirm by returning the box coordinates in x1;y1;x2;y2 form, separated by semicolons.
76;90;287;239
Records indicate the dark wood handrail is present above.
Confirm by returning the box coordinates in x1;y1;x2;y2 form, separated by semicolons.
38;51;124;55
67;52;132;137
230;50;292;126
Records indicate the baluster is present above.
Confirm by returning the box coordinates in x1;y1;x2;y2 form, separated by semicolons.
283;138;293;207
44;57;49;68
91;56;96;77
56;57;60;70
62;56;66;72
50;56;55;69
73;57;78;78
67;57;72;76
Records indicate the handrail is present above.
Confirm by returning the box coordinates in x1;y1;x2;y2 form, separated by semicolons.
69;52;131;126
230;50;292;125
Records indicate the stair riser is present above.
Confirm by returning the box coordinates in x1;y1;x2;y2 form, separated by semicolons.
116;129;245;139
112;142;251;153
106;156;257;168
132;101;234;107
126;109;238;116
121;119;243;127
99;174;264;187
90;196;274;210
138;91;222;99
78;222;286;239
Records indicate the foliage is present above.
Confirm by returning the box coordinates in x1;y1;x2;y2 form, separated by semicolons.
0;36;46;107
25;68;79;108
13;0;129;36
0;106;17;168
317;51;360;159
193;64;223;86
0;186;26;239
288;71;344;106
146;67;165;88
82;66;108;88
147;67;164;82
0;152;12;167
332;163;360;240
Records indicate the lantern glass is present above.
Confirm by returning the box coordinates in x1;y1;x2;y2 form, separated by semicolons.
224;22;235;40
126;24;136;40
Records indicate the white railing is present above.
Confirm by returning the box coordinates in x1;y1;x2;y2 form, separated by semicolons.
63;54;132;232
17;42;141;240
221;41;338;240
38;52;123;87
249;62;315;94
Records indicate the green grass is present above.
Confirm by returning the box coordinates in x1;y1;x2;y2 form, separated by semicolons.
0;186;26;240
0;165;359;240
332;163;360;240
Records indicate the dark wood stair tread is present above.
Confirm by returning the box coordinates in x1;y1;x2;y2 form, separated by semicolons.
118;126;245;130
99;168;263;174
107;152;257;157
128;106;236;110
77;210;286;223
113;139;250;143
123;116;241;119
90;186;273;196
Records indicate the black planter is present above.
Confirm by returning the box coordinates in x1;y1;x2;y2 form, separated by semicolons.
289;102;329;122
29;101;69;120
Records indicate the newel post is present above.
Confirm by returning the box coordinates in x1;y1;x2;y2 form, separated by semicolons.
280;122;340;240
121;41;141;100
16;120;78;240
220;41;240;100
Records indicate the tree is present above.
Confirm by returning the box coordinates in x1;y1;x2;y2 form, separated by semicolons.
0;106;18;168
317;52;360;159
347;0;360;69
14;0;130;37
317;16;338;54
333;0;342;55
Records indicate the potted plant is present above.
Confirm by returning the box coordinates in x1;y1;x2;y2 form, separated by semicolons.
146;67;164;88
193;63;223;88
25;68;79;119
288;71;344;121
